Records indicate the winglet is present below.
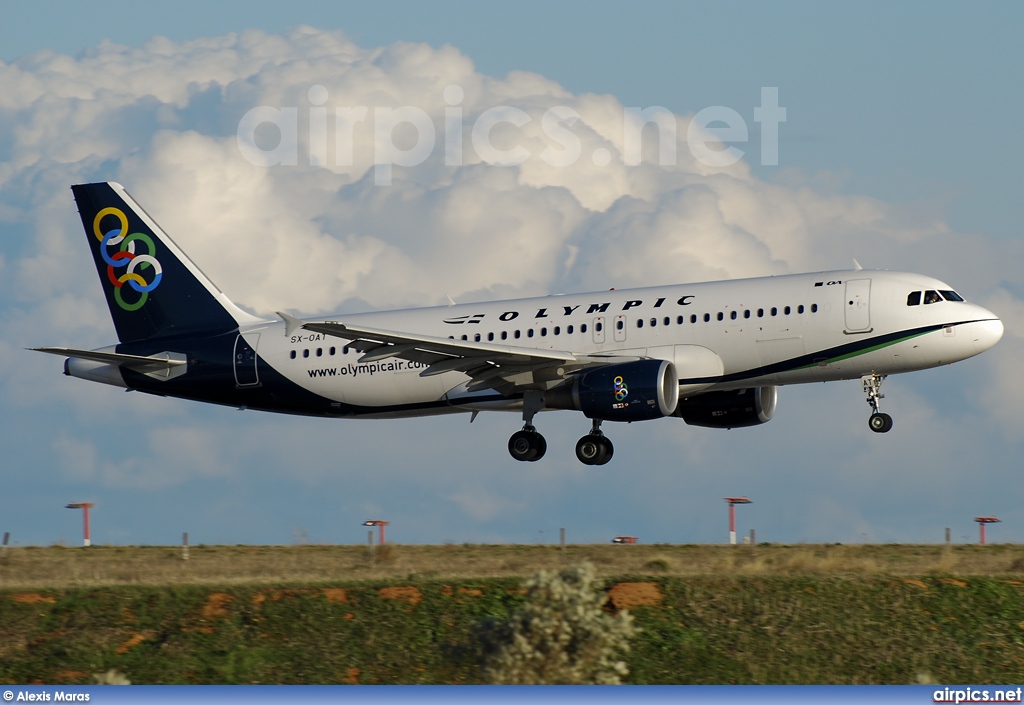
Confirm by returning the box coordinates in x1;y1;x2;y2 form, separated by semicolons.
446;294;457;307
277;311;306;338
852;258;863;271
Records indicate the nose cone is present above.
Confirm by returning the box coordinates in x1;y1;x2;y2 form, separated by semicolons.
971;314;1004;355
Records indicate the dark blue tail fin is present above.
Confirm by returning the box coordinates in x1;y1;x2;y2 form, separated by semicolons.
72;182;260;342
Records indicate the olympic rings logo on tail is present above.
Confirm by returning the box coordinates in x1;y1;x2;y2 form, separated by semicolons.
613;375;629;402
93;207;162;311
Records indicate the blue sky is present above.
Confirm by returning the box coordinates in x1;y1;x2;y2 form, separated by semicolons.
1;2;1022;547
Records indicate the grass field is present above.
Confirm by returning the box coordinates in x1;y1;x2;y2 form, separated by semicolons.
2;542;1023;588
3;543;1024;684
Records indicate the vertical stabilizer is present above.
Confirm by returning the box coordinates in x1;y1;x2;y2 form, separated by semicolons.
71;182;261;343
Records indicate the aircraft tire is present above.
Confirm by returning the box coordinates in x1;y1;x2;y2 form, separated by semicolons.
509;430;545;461
531;433;547;462
868;412;893;433
576;434;613;465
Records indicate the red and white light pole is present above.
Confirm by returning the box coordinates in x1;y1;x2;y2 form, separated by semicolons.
363;520;390;544
724;497;751;545
974;516;1000;545
65;502;95;547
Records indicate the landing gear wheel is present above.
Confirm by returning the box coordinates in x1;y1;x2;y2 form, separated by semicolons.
862;374;894;434
575;435;601;464
575;434;614;465
868;412;893;433
509;429;546;462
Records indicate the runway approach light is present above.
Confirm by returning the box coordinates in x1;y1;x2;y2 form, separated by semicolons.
363;520;390;544
724;497;752;545
65;502;95;547
612;536;639;544
974;516;1000;545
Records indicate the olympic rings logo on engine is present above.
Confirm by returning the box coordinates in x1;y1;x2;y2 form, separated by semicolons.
93;207;163;311
613;375;629;402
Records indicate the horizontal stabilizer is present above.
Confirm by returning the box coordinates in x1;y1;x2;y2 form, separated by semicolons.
31;347;187;373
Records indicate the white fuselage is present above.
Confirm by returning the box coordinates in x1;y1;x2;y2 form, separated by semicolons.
238;269;1003;417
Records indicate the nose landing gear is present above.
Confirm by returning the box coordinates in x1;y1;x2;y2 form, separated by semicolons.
862;373;893;433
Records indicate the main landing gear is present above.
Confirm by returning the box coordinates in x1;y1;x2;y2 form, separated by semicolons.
575;419;613;466
506;392;615;464
508;426;547;462
862;373;894;433
508;391;547;462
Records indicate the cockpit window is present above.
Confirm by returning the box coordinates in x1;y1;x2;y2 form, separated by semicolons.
940;290;964;302
923;290;941;304
907;291;921;306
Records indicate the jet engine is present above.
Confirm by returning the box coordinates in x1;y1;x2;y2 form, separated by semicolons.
675;386;777;428
546;359;679;422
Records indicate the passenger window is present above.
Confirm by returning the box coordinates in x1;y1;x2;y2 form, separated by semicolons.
303;349;309;358
637;319;644;329
703;313;710;322
515;330;521;339
717;312;724;321
290;350;296;359
501;331;508;340
650;317;657;327
940;290;964;302
690;314;697;323
487;332;494;341
316;348;323;357
567;325;574;334
527;329;534;338
784;306;791;315
757;308;764;318
797;305;804;314
581;323;588;333
461;335;468;341
811;304;818;313
907;291;921;306
329;347;336;355
744;310;751;319
554;326;560;335
596;322;603;332
343;346;350;355
540;328;547;337
677;315;684;324
923;290;941;304
618;319;626;330
771;307;778;316
664;317;670;326
730;311;737;320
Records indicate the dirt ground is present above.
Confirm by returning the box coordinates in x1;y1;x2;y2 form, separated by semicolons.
1;542;1022;588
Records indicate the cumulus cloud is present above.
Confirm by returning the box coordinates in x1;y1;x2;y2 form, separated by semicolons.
1;26;1019;543
5;25;985;316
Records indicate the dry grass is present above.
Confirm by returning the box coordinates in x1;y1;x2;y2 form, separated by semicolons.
1;542;1022;589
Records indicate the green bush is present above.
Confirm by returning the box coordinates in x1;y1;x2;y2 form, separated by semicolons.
478;562;637;684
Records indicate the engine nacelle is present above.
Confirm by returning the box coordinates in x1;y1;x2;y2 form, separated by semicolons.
546;359;679;422
676;386;777;428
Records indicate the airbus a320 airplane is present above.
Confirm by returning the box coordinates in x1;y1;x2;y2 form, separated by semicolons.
35;183;1003;465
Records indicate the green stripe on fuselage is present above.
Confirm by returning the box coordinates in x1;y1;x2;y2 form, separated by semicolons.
795;329;934;371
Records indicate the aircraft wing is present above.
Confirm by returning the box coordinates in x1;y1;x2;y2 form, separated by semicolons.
278;313;638;394
31;347;188;373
